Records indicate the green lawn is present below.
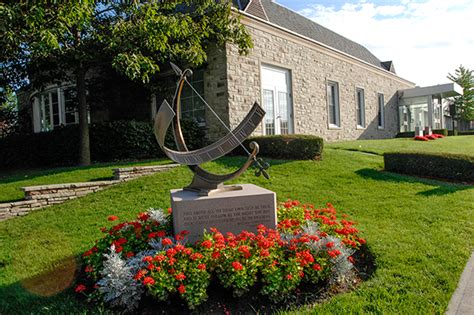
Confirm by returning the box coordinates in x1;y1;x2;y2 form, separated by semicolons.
0;146;472;314
327;135;474;156
0;159;171;203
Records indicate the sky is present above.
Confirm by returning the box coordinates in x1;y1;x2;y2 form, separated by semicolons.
274;0;474;86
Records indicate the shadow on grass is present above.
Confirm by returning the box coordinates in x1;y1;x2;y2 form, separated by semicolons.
356;168;473;196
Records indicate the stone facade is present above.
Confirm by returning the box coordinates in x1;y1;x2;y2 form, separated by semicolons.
205;16;415;142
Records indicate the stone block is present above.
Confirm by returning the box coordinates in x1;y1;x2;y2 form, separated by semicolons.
171;184;276;243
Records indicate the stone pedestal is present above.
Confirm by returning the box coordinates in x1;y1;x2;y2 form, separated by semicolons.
171;184;276;243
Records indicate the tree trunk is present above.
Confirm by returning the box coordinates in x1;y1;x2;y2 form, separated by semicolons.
76;67;91;166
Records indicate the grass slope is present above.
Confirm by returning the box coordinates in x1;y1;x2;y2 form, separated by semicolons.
0;149;473;314
0;159;171;203
327;135;474;156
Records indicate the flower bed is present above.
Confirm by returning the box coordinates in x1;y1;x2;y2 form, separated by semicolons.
414;134;445;141
76;201;367;312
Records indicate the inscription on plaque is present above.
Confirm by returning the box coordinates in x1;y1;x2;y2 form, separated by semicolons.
171;184;277;243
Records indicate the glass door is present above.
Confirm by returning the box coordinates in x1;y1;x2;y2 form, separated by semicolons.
261;65;293;135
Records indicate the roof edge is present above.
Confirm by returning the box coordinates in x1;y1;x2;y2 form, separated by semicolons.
236;9;415;86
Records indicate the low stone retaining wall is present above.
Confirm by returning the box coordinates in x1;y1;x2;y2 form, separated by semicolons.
0;164;180;221
113;164;179;180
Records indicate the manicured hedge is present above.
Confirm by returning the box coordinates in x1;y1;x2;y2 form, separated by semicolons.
384;152;474;182
458;130;474;136
396;132;415;138
237;134;324;160
0;119;205;169
433;128;449;136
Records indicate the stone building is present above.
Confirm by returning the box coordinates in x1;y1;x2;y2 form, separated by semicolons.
22;0;423;142
202;0;416;141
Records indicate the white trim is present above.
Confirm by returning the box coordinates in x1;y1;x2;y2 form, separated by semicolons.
326;80;340;128
355;87;366;129
244;0;269;21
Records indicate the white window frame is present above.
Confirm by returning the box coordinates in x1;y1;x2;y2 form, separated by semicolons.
34;85;79;132
261;64;294;136
327;80;340;128
377;93;385;129
356;87;365;129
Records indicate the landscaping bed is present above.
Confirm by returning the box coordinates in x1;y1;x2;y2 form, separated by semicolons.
0;150;473;314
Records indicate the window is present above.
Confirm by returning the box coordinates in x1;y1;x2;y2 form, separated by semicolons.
180;69;205;126
356;88;365;128
37;87;78;132
327;81;340;127
377;93;385;128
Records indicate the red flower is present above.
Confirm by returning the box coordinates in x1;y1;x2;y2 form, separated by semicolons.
286;274;293;280
175;272;186;281
201;240;213;249
197;263;206;271
134;269;147;280
348;256;355;264
174;244;185;252
162;238;173;246
212;251;221;259
75;284;86;293
142;256;153;263
167;207;173;214
153;254;166;262
238;245;251;258
190;253;204;261
137;212;150;221
260;249;270;257
328;249;341;258
178;284;186;294
107;215;119;221
125;252;135;258
326;242;334;248
143;277;155;286
85;265;94;273
312;263;322;271
232;261;243;271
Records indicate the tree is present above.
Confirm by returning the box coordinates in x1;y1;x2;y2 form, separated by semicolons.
0;1;252;165
447;65;474;122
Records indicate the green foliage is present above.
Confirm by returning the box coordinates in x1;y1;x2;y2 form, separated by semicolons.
458;130;474;136
0;149;473;313
433;129;449;136
384;152;474;182
240;135;324;160
0;119;205;169
447;65;474;121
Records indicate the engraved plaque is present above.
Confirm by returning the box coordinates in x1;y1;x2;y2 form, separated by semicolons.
171;184;277;243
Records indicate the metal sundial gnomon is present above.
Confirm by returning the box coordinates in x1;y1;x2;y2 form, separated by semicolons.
154;63;270;196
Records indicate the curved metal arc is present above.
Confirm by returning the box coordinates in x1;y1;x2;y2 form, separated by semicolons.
154;65;265;187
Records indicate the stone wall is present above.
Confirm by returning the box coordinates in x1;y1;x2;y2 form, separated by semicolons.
0;164;179;221
217;17;415;142
114;164;179;180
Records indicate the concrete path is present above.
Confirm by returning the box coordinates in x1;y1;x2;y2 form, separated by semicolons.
446;252;474;315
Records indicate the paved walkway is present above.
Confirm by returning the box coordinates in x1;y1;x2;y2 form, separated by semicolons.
446;252;474;315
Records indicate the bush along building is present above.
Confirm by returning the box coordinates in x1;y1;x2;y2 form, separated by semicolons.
19;0;466;144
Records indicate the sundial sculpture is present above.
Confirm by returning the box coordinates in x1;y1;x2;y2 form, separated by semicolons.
154;63;270;196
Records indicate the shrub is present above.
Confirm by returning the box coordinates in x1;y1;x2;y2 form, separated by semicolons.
458;131;474;136
384;152;474;182
433;129;448;136
0;119;205;169
237;135;324;160
77;201;365;311
448;130;459;136
396;132;415;138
